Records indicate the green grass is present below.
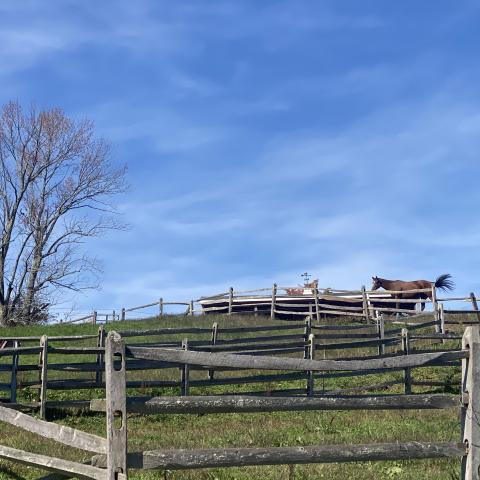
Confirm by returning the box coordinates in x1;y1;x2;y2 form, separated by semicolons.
0;313;472;479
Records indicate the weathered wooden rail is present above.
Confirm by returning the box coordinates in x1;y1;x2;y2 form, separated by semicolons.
0;403;108;478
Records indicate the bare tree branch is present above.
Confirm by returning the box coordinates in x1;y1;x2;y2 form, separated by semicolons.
0;101;127;325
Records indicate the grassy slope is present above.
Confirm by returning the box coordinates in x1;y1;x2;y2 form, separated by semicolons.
0;313;469;480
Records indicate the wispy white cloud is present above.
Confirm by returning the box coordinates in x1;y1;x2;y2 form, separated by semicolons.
0;1;198;77
91;101;232;153
257;95;480;187
159;217;249;235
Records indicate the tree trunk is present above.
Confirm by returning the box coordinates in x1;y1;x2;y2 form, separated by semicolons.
21;242;43;322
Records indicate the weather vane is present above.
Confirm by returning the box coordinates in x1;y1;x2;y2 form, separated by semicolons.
301;272;310;285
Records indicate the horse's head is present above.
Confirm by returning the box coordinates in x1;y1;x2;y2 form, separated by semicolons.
371;276;382;290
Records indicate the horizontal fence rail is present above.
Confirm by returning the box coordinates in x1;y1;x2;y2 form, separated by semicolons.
0;404;107;479
91;393;460;414
0;446;106;479
126;346;467;371
91;442;466;471
0;404;107;453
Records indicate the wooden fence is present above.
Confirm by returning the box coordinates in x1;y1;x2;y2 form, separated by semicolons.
63;298;193;325
0;327;476;478
0;314;466;413
61;285;480;325
199;285;480;322
85;327;480;479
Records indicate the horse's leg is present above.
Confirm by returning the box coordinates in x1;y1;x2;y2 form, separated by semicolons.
416;292;429;312
422;292;431;311
394;294;401;319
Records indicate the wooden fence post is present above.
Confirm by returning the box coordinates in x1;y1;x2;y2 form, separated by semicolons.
10;340;18;404
367;293;374;320
254;306;258;318
470;293;480;324
307;334;315;397
461;326;480;479
431;285;440;334
189;300;194;316
159;298;164;316
112;310;116;322
105;331;127;480
121;308;126;322
39;335;48;419
181;339;190;396
313;286;320;323
361;286;370;323
228;287;234;315
92;310;97;325
304;317;312;359
208;323;218;380
401;328;412;394
96;326;106;386
271;284;277;319
439;303;446;345
377;315;385;356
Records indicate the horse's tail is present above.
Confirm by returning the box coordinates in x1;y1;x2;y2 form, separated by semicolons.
435;274;455;292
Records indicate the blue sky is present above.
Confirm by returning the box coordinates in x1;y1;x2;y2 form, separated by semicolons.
2;1;480;316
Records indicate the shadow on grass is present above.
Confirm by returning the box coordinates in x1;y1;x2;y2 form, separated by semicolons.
46;407;99;421
0;465;26;480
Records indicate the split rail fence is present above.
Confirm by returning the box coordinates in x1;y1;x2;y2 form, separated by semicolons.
63;285;480;325
199;285;480;322
0;312;469;413
84;327;476;478
0;328;477;478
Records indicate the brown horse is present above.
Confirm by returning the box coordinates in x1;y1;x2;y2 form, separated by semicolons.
371;274;454;311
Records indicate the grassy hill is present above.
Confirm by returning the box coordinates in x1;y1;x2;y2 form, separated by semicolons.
0;313;468;479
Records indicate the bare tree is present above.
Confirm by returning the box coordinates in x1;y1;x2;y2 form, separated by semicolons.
0;101;126;325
